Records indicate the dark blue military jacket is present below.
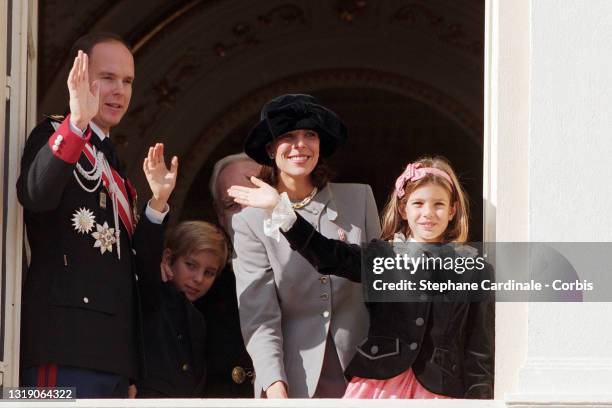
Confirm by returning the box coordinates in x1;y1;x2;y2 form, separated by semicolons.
17;116;161;380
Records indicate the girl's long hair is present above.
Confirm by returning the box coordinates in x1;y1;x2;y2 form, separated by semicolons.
380;156;470;243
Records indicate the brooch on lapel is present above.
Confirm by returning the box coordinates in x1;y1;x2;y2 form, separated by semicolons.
71;208;96;234
91;222;116;254
338;228;347;242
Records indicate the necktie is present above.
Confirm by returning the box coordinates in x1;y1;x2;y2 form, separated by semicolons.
92;137;135;224
96;137;124;178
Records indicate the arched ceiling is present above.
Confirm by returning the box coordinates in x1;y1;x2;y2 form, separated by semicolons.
38;0;484;232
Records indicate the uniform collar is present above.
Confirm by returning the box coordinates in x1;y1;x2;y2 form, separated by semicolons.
90;121;109;141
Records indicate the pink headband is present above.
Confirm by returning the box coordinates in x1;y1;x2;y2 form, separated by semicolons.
394;162;453;198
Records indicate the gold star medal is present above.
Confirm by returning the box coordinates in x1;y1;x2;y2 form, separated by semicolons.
91;222;116;254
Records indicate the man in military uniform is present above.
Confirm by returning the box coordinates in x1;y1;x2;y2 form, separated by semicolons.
17;33;178;398
195;153;260;397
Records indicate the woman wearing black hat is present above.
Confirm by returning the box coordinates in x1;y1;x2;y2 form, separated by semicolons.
231;94;381;398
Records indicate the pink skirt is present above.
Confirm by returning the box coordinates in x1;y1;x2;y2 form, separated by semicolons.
343;368;451;399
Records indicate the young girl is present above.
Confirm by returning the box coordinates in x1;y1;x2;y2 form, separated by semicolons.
229;156;494;399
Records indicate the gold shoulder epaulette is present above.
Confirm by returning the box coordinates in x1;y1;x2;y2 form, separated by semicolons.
44;114;65;122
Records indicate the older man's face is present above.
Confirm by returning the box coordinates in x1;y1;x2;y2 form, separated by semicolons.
215;159;261;232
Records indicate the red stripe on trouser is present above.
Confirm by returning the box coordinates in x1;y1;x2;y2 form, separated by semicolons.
37;364;47;387
47;364;57;387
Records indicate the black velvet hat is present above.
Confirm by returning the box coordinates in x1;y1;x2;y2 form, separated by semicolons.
244;94;348;165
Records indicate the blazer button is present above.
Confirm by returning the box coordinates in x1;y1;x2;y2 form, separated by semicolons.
370;345;379;355
415;317;424;326
181;363;189;371
322;310;330;318
319;276;328;284
320;293;329;300
409;342;418;351
232;366;246;384
83;297;89;304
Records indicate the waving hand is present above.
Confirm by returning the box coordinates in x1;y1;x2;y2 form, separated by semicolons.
68;50;99;131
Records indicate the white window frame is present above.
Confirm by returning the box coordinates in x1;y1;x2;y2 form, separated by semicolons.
1;0;37;388
0;0;7;386
483;0;530;399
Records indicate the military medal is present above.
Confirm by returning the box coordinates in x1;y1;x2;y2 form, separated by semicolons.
99;191;107;209
91;222;116;254
72;142;136;260
71;208;96;234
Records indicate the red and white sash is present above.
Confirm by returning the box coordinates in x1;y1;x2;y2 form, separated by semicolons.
81;142;135;236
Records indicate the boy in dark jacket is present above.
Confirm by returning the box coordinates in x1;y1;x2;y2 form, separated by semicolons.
134;220;228;397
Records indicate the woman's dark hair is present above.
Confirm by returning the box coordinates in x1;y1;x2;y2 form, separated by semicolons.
258;160;334;190
69;32;131;61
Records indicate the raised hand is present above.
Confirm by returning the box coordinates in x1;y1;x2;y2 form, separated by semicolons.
228;176;280;211
67;50;100;131
160;260;174;282
160;249;175;282
143;143;178;212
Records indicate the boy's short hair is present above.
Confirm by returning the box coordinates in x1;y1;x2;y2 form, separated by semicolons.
164;221;229;273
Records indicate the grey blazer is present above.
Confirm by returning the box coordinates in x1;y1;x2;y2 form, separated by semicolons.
232;183;381;397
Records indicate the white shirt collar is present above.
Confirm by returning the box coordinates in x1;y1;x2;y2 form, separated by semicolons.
89;121;109;141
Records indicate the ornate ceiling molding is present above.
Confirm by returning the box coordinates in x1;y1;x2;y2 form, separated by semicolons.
40;1;483;139
114;4;310;149
213;4;307;57
170;68;482;218
336;0;368;23
38;0;115;95
393;3;483;57
132;0;204;54
36;1;484;221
